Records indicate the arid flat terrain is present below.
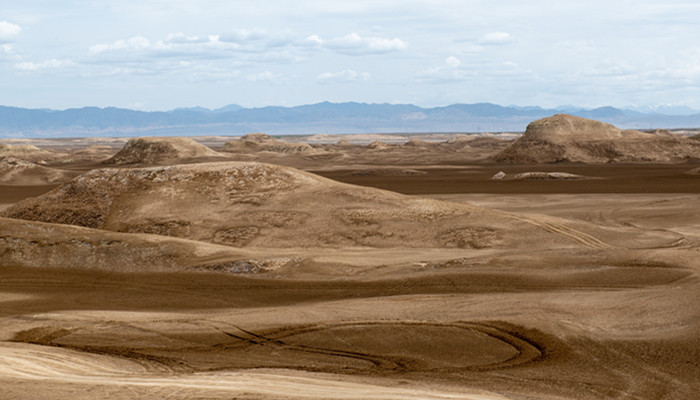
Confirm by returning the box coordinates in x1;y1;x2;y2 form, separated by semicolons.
0;115;698;399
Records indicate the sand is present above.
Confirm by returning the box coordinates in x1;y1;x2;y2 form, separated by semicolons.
0;124;698;400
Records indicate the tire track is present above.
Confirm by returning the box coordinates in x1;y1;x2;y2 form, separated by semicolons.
210;320;543;373
0;343;510;400
486;209;614;249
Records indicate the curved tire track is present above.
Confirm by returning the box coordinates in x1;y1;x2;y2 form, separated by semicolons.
213;320;544;373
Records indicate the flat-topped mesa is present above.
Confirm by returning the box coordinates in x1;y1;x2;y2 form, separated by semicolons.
1;161;595;250
104;137;224;165
494;114;700;163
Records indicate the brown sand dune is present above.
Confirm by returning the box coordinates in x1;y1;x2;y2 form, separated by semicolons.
223;133;315;154
0;161;632;250
0;143;42;154
104;137;227;165
0;142;55;162
241;132;273;142
495;114;700;163
0;156;77;185
0;217;259;273
70;145;119;162
403;139;435;147
367;141;390;150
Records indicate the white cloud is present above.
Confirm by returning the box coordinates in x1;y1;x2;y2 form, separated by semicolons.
321;32;407;54
478;31;513;45
317;69;371;84
417;56;470;83
583;60;636;77
247;71;283;82
88;32;298;62
165;33;208;44
84;30;407;73
445;56;460;68
304;34;324;46
219;29;268;43
89;36;151;53
0;21;21;42
14;59;74;71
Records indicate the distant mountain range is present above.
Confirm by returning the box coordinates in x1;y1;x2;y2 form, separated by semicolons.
1;102;700;138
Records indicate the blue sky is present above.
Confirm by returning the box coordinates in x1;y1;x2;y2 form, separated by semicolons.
2;0;699;111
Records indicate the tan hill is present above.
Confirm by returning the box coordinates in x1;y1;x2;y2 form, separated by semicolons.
0;217;296;273
0;143;42;154
494;114;700;163
104;137;227;165
0;161;616;250
403;139;435;147
70;145;118;162
223;133;315;154
367;141;390;150
0;143;55;162
0;156;77;185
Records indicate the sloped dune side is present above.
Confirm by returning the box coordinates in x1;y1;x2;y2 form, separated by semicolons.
1;161;591;250
0;217;251;272
104;137;226;165
0;156;76;185
223;133;315;154
0;143;55;162
494;114;700;163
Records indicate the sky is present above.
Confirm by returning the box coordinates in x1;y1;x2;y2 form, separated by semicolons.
1;0;700;111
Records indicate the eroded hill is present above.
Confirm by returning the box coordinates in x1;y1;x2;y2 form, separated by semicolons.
0;161;620;250
104;137;228;165
495;114;700;163
0;157;77;185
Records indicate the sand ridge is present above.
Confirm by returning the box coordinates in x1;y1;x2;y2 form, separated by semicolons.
223;133;316;154
104;137;229;165
0;156;77;185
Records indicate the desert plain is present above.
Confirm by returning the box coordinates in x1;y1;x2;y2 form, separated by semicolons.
0;114;698;399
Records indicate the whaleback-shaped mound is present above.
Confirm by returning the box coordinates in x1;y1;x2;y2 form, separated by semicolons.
0;156;76;185
0;143;55;162
223;133;314;154
494;114;700;163
0;143;42;154
104;137;225;165
1;162;583;250
0;217;301;274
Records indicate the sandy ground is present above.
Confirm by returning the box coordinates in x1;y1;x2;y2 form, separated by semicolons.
0;136;698;400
